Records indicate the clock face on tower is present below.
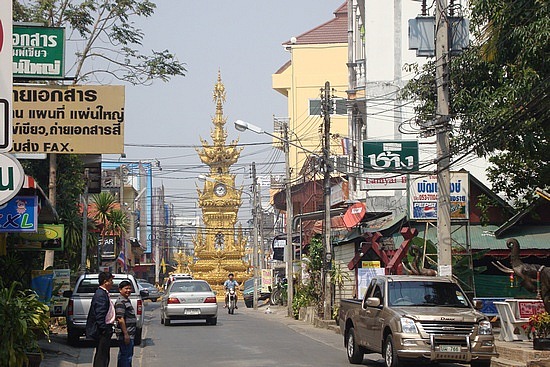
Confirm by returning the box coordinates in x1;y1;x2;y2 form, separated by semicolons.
214;183;227;197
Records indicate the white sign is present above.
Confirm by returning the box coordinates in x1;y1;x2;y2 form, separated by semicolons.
408;172;469;221
360;173;408;190
0;3;13;152
0;153;25;205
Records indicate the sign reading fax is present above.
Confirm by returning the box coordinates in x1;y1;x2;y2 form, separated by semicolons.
362;140;419;172
13;25;65;79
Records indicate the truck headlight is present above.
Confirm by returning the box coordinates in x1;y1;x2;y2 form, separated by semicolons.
400;317;418;334
478;320;492;335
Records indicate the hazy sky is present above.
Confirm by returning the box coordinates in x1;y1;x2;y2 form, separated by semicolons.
107;1;345;217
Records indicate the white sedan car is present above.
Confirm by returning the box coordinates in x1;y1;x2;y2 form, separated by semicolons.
160;279;218;326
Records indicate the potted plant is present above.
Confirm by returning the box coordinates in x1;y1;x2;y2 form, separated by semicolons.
0;280;50;366
523;311;550;350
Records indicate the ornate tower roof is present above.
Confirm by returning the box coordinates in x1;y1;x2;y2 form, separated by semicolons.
196;71;242;174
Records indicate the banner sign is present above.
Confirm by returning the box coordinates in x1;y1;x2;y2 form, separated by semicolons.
0;195;38;232
100;236;117;260
15;223;65;251
409;172;469;220
12;85;125;154
0;4;13;151
50;269;71;316
363;140;419;172
360;173;408;190
13;25;65;79
261;269;273;293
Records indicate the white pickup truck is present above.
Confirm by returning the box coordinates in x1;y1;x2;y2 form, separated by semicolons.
63;273;146;346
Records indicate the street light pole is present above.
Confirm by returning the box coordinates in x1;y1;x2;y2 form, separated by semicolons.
235;119;294;317
252;162;259;310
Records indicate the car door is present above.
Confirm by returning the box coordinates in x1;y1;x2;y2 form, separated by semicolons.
364;280;385;352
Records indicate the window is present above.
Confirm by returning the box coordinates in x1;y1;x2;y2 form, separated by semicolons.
308;98;347;116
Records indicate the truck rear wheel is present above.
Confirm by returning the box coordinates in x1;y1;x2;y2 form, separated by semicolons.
346;327;364;364
134;328;142;345
384;334;405;367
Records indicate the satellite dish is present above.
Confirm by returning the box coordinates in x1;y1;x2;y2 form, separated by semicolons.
343;202;366;228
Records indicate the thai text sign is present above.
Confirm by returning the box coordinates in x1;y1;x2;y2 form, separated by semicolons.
363;140;419;172
17;224;64;251
12;85;124;154
13;25;65;79
0;5;13;151
0;195;38;232
409;172;469;220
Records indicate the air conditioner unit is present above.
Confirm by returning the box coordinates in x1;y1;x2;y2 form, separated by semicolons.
330;155;349;174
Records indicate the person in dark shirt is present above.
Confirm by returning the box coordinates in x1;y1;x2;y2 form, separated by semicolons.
115;280;137;367
86;271;116;367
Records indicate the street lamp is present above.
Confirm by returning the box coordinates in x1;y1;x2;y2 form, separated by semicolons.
234;119;294;318
197;173;262;310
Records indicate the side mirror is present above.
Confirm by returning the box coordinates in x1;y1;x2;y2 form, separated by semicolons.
62;290;72;298
474;300;484;310
140;290;149;298
365;297;381;308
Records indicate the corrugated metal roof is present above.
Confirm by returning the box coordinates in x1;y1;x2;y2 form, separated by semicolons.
283;2;347;45
411;224;550;250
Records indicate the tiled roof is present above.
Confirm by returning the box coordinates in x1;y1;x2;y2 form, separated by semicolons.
283;2;347;46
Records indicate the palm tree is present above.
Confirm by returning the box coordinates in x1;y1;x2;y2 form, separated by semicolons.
91;192;117;270
60;207;98;273
108;209;130;273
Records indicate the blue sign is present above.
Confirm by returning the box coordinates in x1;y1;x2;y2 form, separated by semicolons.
0;195;38;232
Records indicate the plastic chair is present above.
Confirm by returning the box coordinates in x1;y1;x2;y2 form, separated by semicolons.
494;301;529;341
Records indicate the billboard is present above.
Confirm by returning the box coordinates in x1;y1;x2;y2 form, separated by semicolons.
0;195;38;232
12;85;125;154
0;4;13;151
16;224;65;251
409;172;469;220
13;25;65;79
363;140;419;172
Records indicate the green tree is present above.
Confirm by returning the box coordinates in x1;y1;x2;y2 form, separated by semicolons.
107;209;129;272
91;191;117;269
402;0;549;204
13;0;187;85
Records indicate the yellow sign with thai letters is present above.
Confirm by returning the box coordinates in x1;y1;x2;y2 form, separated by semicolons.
11;85;124;154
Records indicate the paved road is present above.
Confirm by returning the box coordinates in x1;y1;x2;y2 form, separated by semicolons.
41;301;481;367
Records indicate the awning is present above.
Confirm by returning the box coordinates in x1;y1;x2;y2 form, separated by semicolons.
334;213;407;245
20;175;58;223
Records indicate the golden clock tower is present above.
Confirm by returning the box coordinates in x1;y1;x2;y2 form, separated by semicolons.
190;72;249;288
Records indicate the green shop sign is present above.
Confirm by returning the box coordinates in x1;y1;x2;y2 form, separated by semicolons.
13;25;65;79
363;140;419;172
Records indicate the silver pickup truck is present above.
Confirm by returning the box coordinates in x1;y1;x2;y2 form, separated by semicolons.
339;275;498;367
63;273;146;346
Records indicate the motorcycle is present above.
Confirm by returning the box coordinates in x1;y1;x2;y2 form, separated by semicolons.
227;288;237;314
270;277;287;306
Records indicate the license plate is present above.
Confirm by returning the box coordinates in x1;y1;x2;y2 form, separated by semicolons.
184;309;200;315
440;345;460;353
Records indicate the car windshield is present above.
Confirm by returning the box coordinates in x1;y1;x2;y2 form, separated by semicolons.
170;281;211;293
139;282;154;289
388;281;470;308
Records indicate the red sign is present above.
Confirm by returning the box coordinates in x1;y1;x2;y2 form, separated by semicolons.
518;300;545;318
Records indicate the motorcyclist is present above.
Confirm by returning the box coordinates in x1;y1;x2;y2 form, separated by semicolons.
223;273;239;309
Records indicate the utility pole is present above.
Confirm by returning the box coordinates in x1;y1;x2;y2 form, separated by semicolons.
322;81;333;319
284;121;294;317
80;168;89;275
44;154;56;269
435;0;452;276
252;162;259;310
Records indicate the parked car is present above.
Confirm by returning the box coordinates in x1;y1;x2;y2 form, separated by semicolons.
63;273;147;346
339;275;498;367
160;279;218;326
243;277;271;308
138;281;161;302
